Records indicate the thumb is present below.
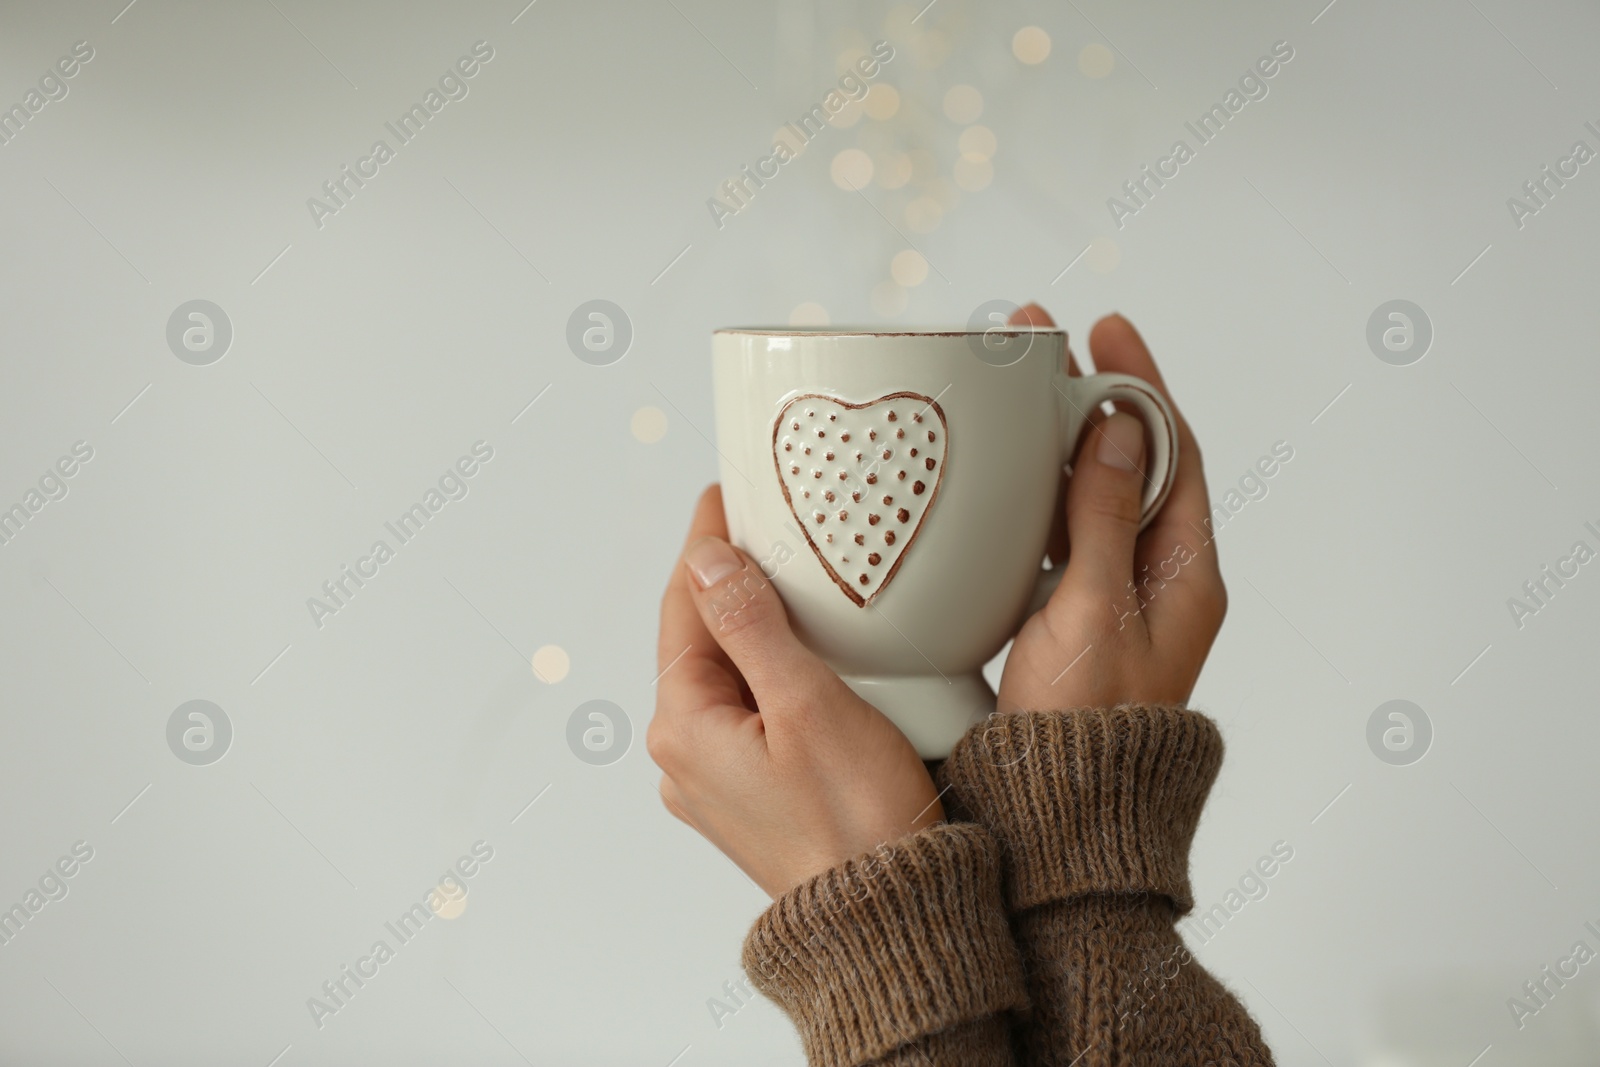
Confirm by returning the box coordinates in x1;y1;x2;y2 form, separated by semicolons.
683;535;836;707
1059;412;1146;608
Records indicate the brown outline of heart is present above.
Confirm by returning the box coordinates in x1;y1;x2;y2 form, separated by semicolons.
770;391;948;608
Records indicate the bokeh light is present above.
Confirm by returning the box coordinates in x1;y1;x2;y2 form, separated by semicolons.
958;124;997;160
909;29;953;69
871;280;908;317
431;887;467;919
1087;236;1121;273
631;407;667;444
831;148;875;190
1013;26;1052;64
789;302;830;326
1079;43;1115;78
890;250;929;287
773;125;807;158
532;645;570;683
876;152;913;189
943;84;983;123
863;84;900;121
954;156;993;191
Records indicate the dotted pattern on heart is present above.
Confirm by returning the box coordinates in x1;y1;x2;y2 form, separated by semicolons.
772;391;947;607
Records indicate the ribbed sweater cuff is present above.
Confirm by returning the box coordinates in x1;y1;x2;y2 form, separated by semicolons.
741;822;1028;1067
938;705;1223;915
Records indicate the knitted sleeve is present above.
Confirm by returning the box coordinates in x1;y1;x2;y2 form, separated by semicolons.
938;705;1276;1067
741;821;1029;1067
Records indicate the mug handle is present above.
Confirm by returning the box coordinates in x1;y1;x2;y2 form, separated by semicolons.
1024;371;1179;616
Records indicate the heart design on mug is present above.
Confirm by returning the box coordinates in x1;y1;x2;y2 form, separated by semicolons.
772;392;947;607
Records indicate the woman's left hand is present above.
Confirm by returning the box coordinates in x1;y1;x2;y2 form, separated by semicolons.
996;304;1228;714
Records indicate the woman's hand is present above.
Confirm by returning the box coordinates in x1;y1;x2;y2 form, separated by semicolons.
997;305;1228;713
648;485;943;898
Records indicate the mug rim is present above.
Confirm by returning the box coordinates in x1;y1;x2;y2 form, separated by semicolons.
714;325;1066;337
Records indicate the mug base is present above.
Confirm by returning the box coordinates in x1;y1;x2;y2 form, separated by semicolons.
838;672;995;759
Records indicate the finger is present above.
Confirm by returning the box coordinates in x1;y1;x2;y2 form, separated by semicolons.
1010;301;1052;327
659;484;731;672
1045;466;1070;567
1009;302;1082;376
683;534;840;711
1009;304;1076;566
1085;315;1208;545
684;483;729;543
1086;316;1218;561
652;486;759;777
647;677;760;798
1056;411;1148;619
1085;315;1226;639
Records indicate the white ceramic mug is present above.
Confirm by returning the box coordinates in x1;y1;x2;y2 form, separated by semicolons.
711;326;1177;758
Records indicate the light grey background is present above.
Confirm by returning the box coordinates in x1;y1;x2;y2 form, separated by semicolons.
2;1;1598;1064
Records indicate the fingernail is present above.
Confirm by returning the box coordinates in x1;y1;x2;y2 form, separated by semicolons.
685;536;742;588
1096;413;1144;471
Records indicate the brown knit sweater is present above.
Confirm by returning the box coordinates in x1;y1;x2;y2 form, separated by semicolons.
741;706;1275;1066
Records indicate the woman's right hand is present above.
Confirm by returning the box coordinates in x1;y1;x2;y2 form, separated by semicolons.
647;485;945;899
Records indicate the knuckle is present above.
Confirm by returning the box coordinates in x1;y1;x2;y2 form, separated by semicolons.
1101;589;1146;637
1204;578;1228;628
1040;595;1115;651
1084;484;1143;529
645;713;686;771
1172;574;1227;632
765;673;835;725
1083;598;1131;644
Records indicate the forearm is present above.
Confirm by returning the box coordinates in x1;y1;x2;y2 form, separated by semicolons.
741;822;1029;1067
939;706;1275;1067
